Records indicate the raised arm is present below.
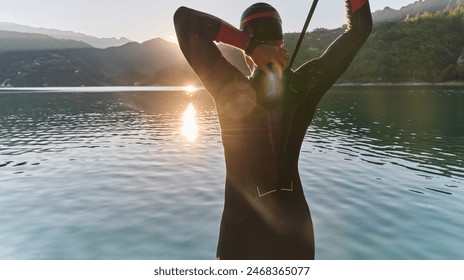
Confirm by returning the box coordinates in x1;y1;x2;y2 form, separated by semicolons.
294;0;372;92
173;6;288;87
173;6;242;93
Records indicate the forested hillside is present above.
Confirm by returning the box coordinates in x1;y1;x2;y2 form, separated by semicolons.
283;6;464;83
341;6;464;83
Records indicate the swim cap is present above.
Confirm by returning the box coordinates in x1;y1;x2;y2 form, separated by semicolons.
240;2;283;41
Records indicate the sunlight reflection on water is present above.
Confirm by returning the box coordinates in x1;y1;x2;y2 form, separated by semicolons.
182;103;198;142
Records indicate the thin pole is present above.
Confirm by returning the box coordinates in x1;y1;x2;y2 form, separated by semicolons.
287;0;319;70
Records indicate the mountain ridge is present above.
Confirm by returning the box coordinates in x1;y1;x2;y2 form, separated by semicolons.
0;38;184;87
372;0;462;23
0;21;132;49
0;30;93;53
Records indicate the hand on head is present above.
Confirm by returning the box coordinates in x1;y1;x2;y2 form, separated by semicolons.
249;44;288;77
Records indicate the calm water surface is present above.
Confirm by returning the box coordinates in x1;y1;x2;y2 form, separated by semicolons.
0;86;463;259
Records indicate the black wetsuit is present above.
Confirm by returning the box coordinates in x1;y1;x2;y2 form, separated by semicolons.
174;1;372;260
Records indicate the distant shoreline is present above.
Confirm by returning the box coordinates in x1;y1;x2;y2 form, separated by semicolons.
0;86;204;93
1;82;464;92
335;82;464;87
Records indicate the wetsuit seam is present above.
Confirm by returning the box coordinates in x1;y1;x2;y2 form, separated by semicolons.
256;187;278;197
280;181;294;192
256;180;295;197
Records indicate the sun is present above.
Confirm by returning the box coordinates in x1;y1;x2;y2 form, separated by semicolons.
183;85;199;94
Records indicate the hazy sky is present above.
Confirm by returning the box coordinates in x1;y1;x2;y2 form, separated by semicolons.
1;0;412;42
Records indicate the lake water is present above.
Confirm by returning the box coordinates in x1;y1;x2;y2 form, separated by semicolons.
0;86;463;260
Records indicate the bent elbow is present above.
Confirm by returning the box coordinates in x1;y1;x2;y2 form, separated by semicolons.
174;6;198;46
173;6;221;45
173;6;190;31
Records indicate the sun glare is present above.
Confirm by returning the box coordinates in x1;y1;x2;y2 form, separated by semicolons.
183;85;199;94
181;103;198;141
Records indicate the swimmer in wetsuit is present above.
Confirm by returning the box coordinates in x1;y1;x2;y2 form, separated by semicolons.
174;0;372;260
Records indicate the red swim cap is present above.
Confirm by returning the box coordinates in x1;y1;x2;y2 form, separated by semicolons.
240;2;282;41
